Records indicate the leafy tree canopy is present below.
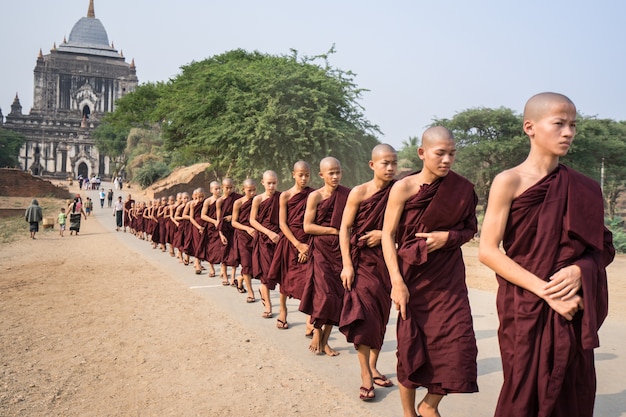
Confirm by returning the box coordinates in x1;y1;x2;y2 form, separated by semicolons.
0;127;25;168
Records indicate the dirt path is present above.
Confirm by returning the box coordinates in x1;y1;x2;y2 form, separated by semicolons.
1;186;625;416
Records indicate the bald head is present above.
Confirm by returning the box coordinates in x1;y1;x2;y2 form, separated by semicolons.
262;170;278;181
320;156;341;171
222;178;234;187
242;178;256;188
209;181;219;188
293;160;310;172
523;92;576;122
371;143;397;160
421;126;454;149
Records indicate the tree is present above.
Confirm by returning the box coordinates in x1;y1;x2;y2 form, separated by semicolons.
432;107;526;206
102;48;380;188
397;136;420;171
0;127;25;168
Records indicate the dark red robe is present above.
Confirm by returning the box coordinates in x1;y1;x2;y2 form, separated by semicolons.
234;198;253;275
203;200;222;264
267;187;313;299
123;199;134;229
190;199;207;260
339;182;394;349
218;192;243;267
299;185;351;327
495;165;614;417
395;170;478;395
252;192;281;283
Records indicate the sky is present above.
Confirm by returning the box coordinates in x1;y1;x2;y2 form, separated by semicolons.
1;0;625;150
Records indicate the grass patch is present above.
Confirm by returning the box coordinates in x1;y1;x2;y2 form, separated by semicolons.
0;197;69;244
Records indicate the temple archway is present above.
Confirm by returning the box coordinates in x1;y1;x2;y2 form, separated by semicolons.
77;162;89;178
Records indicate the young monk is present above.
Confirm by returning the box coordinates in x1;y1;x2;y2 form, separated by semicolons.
181;190;197;266
164;195;177;257
173;192;190;264
478;92;615;417
381;126;479;417
339;144;398;401
200;181;222;277
123;194;134;233
232;178;258;301
188;188;208;274
300;157;351;356
217;178;243;286
267;161;314;329
250;171;282;319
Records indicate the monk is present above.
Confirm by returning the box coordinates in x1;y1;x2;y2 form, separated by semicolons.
189;188;207;274
250;171;281;319
123;194;134;233
381;126;479;417
200;181;222;277
165;195;177;257
478;92;615;417
267;161;314;330
339;144;397;401
217;178;243;286
181;190;197;266
232;178;258;301
173;192;190;264
300;157;351;356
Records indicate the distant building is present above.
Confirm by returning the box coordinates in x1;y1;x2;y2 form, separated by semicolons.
0;0;137;179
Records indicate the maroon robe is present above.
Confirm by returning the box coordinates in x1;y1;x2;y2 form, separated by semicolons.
123;199;134;228
203;200;222;264
299;185;351;327
495;165;614;417
339;181;394;350
171;205;184;250
234;199;254;275
218;192;243;267
395;170;478;395
190;199;207;260
252;192;281;283
267;187;314;299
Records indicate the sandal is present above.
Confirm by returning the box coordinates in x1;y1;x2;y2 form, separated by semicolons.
276;319;289;330
246;296;256;303
195;269;202;275
373;375;394;387
237;286;247;294
221;280;230;286
359;386;375;401
261;311;273;319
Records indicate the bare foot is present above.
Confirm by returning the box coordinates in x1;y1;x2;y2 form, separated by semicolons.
309;329;323;355
323;344;340;357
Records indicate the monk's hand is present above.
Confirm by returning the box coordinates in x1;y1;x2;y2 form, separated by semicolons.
545;265;582;301
414;231;449;253
247;228;256;237
296;242;309;263
220;235;228;245
297;251;308;263
391;281;410;320
341;266;354;290
269;232;280;244
545;294;584;321
224;215;232;222
359;230;382;247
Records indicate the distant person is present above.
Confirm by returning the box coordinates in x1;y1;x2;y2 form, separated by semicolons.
107;188;114;208
113;177;119;190
78;175;84;190
99;189;106;208
113;196;124;231
381;126;479;417
85;197;93;216
25;199;43;239
68;197;87;236
479;92;615;417
58;207;67;237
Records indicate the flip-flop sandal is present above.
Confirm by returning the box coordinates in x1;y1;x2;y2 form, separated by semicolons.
276;319;289;329
261;311;273;319
246;297;256;303
222;281;230;286
373;375;394;387
237;286;247;294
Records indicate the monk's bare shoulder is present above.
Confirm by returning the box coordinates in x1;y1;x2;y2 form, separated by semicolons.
348;182;370;204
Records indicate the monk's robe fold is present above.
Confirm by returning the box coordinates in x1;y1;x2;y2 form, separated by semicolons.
300;185;351;327
495;164;614;417
339;182;394;350
395;170;478;395
182;210;195;256
218;192;243;267
190;199;207;261
234;199;254;275
252;192;282;284
203;200;222;264
267;187;313;299
158;210;168;246
123;199;134;228
171;206;184;251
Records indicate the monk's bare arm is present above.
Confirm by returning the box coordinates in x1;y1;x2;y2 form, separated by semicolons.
231;199;254;236
339;187;362;290
250;195;278;242
382;180;410;320
182;203;192;220
303;191;338;236
278;191;307;254
479;172;582;320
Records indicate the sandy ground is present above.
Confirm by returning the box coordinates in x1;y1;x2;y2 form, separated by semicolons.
1;185;625;417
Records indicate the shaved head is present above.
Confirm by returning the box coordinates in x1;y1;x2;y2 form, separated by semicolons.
421;126;454;148
320;156;341;171
263;170;277;180
222;178;233;186
524;92;576;122
372;143;397;160
293;160;310;172
242;178;256;188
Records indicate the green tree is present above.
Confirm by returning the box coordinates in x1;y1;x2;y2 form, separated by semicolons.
104;48;379;188
0;127;25;168
397;136;420;171
432;107;526;206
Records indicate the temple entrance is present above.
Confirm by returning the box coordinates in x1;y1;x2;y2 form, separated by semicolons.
82;105;91;120
77;162;88;178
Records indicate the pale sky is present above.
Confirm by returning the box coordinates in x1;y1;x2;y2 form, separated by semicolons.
1;0;625;149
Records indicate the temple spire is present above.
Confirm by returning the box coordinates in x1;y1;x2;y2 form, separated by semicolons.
87;0;95;18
